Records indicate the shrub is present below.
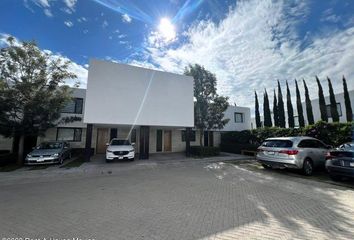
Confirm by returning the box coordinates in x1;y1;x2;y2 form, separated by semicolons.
190;146;220;157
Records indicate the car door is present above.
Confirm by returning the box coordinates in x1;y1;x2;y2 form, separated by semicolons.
310;140;327;166
297;140;316;160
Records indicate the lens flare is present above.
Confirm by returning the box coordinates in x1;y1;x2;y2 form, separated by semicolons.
158;18;176;42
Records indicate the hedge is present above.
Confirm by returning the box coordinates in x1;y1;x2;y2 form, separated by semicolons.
221;121;353;153
190;146;220;157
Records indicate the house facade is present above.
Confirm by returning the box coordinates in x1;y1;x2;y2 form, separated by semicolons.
0;60;252;158
251;90;354;128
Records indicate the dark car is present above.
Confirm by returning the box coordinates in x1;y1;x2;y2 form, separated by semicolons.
25;141;71;165
325;142;354;180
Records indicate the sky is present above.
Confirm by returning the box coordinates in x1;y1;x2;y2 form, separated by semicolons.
0;0;353;115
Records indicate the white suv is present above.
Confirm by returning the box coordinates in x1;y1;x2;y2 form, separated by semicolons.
106;138;135;162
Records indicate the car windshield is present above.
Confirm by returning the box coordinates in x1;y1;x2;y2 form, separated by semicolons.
111;140;130;145
339;143;354;150
262;140;293;148
38;142;63;149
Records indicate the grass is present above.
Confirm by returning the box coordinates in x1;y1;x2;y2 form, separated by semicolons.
0;163;23;172
60;157;86;169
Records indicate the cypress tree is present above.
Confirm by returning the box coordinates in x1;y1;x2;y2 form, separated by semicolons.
286;81;295;128
255;91;262;128
273;89;279;127
277;80;286;128
263;89;272;127
295;80;305;127
303;79;314;125
327;77;339;122
343;76;353;122
316;76;328;122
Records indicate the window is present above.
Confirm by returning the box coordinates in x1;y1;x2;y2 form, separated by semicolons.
326;103;342;118
156;130;162;152
62;98;83;114
298;140;325;148
261;140;293;148
181;130;196;142
56;128;82;142
234;112;244;123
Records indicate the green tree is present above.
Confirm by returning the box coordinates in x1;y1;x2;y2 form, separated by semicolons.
263;89;272;127
254;91;261;128
316;76;328;122
327;77;339;122
184;64;229;147
295;80;305;127
0;37;78;164
286;81;294;128
272;89;279;127
303;79;314;125
277;80;286;128
342;76;353;122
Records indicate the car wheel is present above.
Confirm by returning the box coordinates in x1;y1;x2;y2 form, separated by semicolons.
59;157;64;165
330;175;342;181
262;163;272;169
302;159;313;176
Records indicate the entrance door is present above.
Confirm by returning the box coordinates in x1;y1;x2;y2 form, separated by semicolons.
96;128;109;154
164;130;172;152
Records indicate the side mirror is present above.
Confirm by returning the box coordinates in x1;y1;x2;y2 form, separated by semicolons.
132;143;135;146
106;143;109;146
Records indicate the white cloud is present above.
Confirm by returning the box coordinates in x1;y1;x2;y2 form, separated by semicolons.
122;13;132;23
30;0;51;8
77;17;87;23
63;0;77;10
142;0;354;114
0;33;88;88
102;20;108;28
64;20;74;27
43;8;53;17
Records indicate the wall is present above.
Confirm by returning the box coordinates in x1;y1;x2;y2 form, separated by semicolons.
84;60;194;127
221;105;251;131
0;135;12;151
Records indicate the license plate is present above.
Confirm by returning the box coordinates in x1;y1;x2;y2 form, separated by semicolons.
350;162;354;167
37;158;44;162
119;156;123;160
267;151;275;155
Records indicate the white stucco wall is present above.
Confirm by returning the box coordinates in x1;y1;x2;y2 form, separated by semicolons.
84;60;194;127
220;106;251;131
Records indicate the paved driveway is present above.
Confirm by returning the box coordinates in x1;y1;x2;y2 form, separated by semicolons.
0;159;354;240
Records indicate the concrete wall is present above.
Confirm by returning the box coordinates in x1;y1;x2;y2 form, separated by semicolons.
0;135;12;151
222;106;251;131
84;60;194;127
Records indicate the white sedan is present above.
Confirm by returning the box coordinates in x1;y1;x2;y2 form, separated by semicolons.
106;139;135;162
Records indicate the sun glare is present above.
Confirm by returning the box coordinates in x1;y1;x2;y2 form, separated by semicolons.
158;18;176;42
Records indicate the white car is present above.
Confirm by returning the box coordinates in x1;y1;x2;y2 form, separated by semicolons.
105;139;135;162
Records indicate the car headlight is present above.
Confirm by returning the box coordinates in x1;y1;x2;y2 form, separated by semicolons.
106;150;113;153
27;154;32;158
52;153;59;157
129;149;134;153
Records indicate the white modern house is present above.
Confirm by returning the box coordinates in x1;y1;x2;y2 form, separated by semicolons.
251;90;354;128
0;60;252;159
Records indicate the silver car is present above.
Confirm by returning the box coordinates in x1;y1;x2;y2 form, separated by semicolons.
25;141;71;165
256;137;331;175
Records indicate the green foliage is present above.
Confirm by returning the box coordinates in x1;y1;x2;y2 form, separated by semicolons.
254;91;261;128
221;121;353;153
277;80;286;128
263;89;272;127
190;146;220;157
0;37;78;163
272;89;279;127
343;76;353;122
184;64;229;146
316;76;328;122
286;81;295;128
295;80;305;127
303;79;314;125
327;77;339;122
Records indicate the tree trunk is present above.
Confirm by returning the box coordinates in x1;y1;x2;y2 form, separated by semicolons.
17;135;25;165
199;129;203;147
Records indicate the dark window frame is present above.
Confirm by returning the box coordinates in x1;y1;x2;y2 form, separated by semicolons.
181;130;196;142
61;98;84;114
56;128;82;142
131;129;137;143
326;102;342;118
234;112;244;123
